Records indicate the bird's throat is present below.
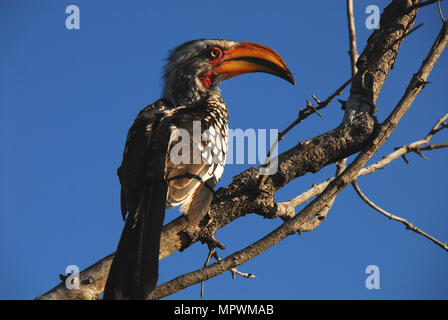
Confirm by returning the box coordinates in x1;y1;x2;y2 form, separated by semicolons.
163;71;220;106
199;71;217;89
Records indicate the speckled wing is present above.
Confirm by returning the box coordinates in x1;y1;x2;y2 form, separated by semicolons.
165;104;229;224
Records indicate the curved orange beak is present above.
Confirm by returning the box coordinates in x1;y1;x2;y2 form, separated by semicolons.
214;42;295;85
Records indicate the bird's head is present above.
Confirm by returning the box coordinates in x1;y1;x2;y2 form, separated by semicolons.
163;39;295;106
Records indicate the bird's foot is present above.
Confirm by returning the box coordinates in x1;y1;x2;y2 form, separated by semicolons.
199;235;255;299
202;235;226;251
199;235;226;299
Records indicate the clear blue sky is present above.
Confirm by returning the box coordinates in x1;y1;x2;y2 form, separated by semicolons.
1;0;447;300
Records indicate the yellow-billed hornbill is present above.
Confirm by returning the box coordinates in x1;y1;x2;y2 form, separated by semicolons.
103;39;294;300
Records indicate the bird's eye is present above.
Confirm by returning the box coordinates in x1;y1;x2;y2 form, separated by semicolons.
209;47;221;59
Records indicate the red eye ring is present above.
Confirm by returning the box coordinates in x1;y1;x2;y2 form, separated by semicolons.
209;47;222;59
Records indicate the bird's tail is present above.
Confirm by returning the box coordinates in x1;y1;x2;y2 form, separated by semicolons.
103;179;167;300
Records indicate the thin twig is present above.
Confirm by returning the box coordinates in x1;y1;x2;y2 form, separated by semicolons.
407;0;443;10
416;141;448;151
212;252;256;280
200;246;216;299
438;0;446;22
340;0;357;197
258;78;352;185
272;78;352;155
385;23;425;55
352;180;448;252
346;0;358;76
426;113;448;139
360;113;448;175
405;22;425;38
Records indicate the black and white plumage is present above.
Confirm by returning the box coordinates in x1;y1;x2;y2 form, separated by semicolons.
103;39;294;300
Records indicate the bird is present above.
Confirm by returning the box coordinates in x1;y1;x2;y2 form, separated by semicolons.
103;39;295;300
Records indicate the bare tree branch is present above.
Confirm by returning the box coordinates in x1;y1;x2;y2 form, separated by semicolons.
352;180;448;251
360;113;448;175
